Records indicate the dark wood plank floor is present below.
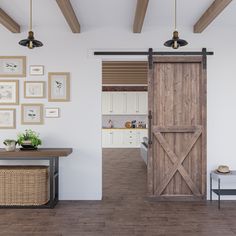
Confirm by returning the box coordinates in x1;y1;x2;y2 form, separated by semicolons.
0;148;235;236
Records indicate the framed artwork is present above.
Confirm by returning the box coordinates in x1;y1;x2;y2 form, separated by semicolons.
30;65;44;76
45;107;60;118
0;80;19;105
21;104;43;125
0;56;26;77
48;72;70;102
0;108;16;129
24;81;45;98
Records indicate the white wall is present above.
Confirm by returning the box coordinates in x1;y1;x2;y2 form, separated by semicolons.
0;25;235;200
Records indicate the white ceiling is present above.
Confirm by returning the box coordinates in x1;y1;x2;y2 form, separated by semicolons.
0;0;236;32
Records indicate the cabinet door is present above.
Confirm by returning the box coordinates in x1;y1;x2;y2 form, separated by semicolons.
113;130;124;147
126;92;137;114
112;92;125;114
102;92;112;115
102;130;113;147
137;92;148;115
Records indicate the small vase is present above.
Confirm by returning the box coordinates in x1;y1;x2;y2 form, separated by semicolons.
4;142;16;152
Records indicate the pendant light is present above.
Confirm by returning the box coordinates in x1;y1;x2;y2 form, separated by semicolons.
164;0;188;49
19;0;43;49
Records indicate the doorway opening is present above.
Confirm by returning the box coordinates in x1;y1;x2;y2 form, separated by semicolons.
101;60;148;200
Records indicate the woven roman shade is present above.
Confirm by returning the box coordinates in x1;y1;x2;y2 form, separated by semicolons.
102;61;148;85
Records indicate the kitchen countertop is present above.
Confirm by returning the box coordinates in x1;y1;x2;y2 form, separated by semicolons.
102;128;147;130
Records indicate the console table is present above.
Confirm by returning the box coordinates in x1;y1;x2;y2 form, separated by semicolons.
210;170;236;209
0;148;72;208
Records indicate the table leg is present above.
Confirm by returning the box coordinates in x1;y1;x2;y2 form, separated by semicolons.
49;158;55;208
55;158;59;203
210;173;212;202
218;178;221;210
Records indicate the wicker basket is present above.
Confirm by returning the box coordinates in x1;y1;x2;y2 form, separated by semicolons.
0;166;49;206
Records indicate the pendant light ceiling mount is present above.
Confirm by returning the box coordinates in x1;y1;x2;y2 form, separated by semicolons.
19;0;43;49
164;0;188;49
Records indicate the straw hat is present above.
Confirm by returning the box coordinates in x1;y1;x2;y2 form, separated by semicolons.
217;165;230;174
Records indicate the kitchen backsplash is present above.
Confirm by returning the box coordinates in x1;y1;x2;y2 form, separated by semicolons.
102;115;147;128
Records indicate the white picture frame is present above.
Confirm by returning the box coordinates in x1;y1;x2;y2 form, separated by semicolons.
24;81;45;98
0;108;16;129
21;104;43;125
45;108;60;118
0;80;19;105
29;65;44;76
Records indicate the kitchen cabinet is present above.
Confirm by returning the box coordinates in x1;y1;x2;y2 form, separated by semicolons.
102;92;112;115
112;93;125;114
125;93;137;114
136;92;148;115
102;129;148;148
102;92;148;115
102;129;123;148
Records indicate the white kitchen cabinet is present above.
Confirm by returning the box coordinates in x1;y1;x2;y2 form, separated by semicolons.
125;92;137;114
102;129;113;147
102;92;148;115
102;92;112;115
123;130;137;147
136;92;148;115
112;92;125;114
102;129;148;148
102;129;123;148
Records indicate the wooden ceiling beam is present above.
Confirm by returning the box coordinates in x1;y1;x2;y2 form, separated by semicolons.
0;8;20;33
56;0;80;33
133;0;149;33
194;0;232;33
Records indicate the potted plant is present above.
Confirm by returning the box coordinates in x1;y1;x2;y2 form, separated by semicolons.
3;139;17;152
17;129;42;150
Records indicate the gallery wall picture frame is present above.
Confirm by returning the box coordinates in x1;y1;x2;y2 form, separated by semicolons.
29;65;44;76
0;108;16;129
0;56;26;77
0;80;19;105
45;107;60;118
48;72;70;102
21;104;43;125
24;81;46;99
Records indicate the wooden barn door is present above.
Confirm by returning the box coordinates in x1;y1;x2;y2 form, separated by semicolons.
147;56;206;200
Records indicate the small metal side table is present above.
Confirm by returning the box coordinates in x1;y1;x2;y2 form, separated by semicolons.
210;170;236;209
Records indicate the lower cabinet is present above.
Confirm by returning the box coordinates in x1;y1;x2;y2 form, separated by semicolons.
102;129;147;148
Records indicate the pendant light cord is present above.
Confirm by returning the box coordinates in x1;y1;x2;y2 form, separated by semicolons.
30;0;32;31
174;0;177;30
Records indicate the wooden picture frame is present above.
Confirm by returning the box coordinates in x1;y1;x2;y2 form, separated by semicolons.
24;81;45;98
45;107;60;118
0;108;16;129
29;65;44;76
21;104;43;125
48;72;70;102
0;56;26;77
0;80;19;105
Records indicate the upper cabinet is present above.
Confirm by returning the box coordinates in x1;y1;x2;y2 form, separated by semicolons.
136;92;148;114
102;92;147;115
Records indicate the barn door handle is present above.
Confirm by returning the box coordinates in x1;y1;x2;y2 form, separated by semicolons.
148;110;152;146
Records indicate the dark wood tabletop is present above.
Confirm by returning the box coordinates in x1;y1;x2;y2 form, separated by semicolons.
0;148;73;158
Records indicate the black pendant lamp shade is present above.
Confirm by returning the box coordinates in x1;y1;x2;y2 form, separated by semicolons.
164;0;188;49
19;31;43;49
19;0;43;49
164;30;188;49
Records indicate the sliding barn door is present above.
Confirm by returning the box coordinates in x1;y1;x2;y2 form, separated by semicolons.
148;56;206;200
